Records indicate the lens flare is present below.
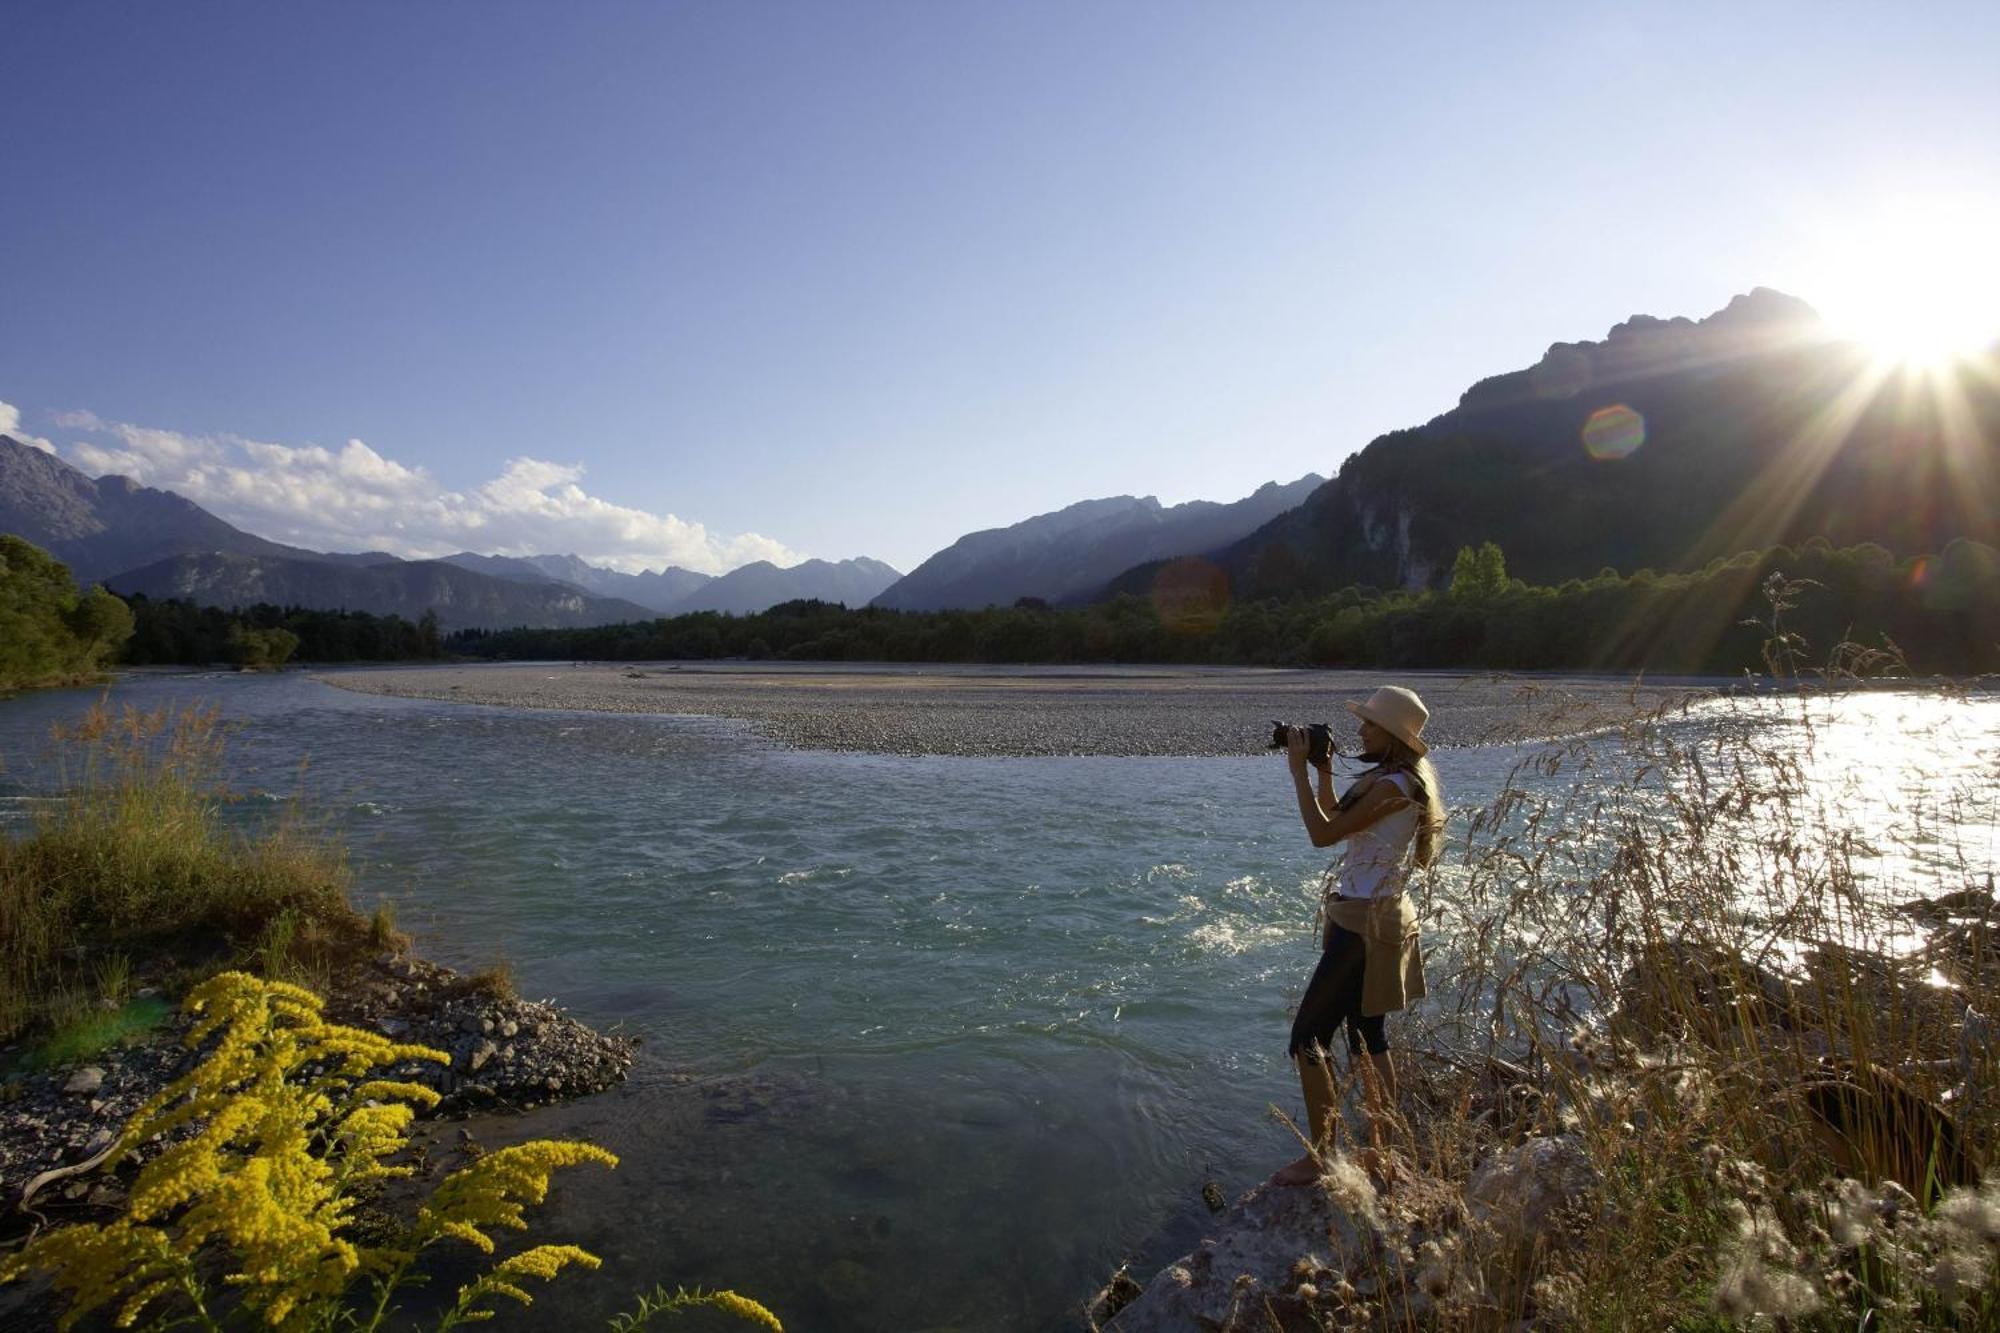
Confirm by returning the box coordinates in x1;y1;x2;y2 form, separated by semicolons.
1582;404;1645;460
1150;557;1230;634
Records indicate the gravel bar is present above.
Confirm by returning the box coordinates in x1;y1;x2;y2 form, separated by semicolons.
320;662;1712;756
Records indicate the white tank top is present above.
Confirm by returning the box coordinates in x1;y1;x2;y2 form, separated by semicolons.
1333;771;1419;900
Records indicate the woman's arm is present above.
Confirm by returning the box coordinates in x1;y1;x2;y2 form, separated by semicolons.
1287;730;1409;848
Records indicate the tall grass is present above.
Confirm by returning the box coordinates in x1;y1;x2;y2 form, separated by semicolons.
1326;672;2000;1328
0;700;365;1040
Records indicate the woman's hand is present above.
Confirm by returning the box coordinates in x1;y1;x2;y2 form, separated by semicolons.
1285;725;1311;777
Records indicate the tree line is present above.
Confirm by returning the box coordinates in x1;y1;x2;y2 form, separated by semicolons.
4;533;1993;685
119;596;446;667
448;538;2000;676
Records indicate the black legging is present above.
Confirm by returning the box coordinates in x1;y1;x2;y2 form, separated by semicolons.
1288;924;1388;1061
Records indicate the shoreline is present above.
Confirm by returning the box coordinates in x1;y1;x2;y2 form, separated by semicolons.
0;947;635;1235
316;661;1720;757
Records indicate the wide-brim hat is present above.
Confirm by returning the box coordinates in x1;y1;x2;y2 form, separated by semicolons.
1345;685;1430;757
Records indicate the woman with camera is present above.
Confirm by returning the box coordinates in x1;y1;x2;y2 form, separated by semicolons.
1272;685;1443;1187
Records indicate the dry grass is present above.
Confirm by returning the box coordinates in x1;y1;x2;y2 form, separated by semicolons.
1288;663;2000;1329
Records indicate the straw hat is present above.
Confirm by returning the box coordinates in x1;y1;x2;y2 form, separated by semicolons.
1345;685;1430;757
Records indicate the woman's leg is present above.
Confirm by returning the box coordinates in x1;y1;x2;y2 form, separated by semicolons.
1277;931;1366;1184
1347;1015;1401;1182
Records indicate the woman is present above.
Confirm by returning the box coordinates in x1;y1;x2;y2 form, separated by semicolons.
1272;684;1444;1187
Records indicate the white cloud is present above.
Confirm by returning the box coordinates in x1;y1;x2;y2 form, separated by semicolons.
0;400;56;452
48;409;806;575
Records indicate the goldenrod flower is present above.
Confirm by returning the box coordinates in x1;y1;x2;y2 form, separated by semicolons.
0;972;631;1332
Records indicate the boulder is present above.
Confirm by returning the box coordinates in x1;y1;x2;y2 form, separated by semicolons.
1107;1165;1402;1332
1465;1135;1599;1258
1614;940;1800;1041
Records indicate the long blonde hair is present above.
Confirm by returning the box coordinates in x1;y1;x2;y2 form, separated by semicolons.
1376;736;1446;869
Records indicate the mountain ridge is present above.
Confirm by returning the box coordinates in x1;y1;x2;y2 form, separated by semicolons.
1140;290;2000;600
871;475;1323;610
106;552;659;632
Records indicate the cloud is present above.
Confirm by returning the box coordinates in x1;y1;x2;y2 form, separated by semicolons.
49;409;806;575
0;400;57;452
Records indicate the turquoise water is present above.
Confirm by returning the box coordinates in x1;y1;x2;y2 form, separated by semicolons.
1;670;1992;1330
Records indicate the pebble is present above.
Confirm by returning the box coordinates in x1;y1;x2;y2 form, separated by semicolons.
1;950;638;1211
323;664;1705;758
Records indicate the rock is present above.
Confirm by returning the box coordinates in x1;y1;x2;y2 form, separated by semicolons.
468;1041;498;1073
1200;1181;1227;1214
1086;1266;1144;1331
1107;1168;1400;1331
64;1067;106;1095
1802;1059;1984;1199
1465;1135;1598;1258
1896;887;1996;921
377;1017;409;1038
499;1020;519;1038
1614;940;1799;1040
458;1014;484;1036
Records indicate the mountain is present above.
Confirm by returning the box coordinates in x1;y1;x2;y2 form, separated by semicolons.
870;475;1324;610
438;551;581;588
1170;290;2000;599
107;554;657;632
440;552;717;613
0;433;324;583
0;436;670;629
523;554;714;612
672;557;902;614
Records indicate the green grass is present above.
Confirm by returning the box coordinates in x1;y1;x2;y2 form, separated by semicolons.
0;700;374;1041
21;995;175;1069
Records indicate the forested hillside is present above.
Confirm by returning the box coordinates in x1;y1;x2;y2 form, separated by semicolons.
1163;291;2000;600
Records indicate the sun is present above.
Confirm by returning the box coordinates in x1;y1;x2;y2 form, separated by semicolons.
1804;205;2000;370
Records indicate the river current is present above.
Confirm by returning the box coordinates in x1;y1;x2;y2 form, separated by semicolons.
1;668;1993;1331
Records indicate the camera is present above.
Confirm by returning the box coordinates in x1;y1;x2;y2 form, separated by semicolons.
1269;720;1336;767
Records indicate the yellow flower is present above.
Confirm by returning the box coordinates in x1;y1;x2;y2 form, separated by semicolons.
418;1141;619;1254
2;971;636;1333
705;1289;785;1331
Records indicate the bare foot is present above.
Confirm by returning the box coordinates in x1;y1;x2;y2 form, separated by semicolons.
1271;1153;1321;1187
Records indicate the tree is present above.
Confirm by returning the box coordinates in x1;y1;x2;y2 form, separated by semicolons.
227;624;300;669
1448;542;1508;599
0;536;133;690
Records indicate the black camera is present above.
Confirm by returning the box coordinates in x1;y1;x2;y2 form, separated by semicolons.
1269;720;1336;767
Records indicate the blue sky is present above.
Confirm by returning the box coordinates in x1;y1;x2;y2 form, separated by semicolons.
4;2;1997;573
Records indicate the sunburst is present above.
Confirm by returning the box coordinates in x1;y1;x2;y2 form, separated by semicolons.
1807;204;2000;370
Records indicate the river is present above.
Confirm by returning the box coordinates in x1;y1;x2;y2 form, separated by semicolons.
1;667;1992;1330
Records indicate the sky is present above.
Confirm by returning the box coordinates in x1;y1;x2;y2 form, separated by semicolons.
3;1;1998;575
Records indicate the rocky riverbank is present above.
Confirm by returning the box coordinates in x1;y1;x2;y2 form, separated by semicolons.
1087;896;1999;1331
0;949;634;1228
321;662;1710;757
